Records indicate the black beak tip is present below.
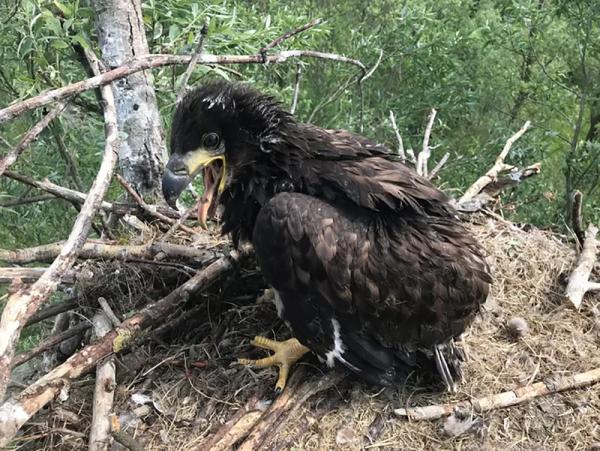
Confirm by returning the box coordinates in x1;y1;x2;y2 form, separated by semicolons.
161;168;190;209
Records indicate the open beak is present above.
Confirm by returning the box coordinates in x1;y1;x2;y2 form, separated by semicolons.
162;149;227;228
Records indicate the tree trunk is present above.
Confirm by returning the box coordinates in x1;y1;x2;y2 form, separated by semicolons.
91;0;167;199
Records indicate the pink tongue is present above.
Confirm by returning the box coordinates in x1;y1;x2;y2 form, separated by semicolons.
198;167;218;229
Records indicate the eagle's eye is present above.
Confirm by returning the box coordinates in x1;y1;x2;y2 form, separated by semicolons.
202;132;220;150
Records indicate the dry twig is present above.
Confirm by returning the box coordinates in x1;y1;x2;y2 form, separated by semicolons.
564;223;600;310
394;366;600;421
0;245;252;446
0;51;119;400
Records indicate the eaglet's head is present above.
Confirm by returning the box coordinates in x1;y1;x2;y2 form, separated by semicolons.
162;81;303;227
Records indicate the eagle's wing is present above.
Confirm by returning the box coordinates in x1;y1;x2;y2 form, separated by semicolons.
252;190;490;384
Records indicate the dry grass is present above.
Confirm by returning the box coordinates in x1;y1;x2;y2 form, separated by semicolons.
16;217;600;450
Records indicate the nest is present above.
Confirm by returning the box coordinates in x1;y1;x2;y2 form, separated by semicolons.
16;217;600;450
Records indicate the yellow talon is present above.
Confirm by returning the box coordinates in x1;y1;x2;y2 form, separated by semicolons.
238;336;310;392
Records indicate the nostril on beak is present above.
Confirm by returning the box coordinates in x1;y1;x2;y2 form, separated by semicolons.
166;159;188;176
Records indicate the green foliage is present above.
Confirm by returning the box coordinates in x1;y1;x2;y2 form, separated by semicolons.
1;0;600;251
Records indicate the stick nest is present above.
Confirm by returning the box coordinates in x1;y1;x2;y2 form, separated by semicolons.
16;217;600;450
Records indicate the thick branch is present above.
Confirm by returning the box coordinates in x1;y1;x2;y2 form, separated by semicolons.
0;102;68;177
395;367;600;421
0;51;367;124
0;52;119;400
458;121;531;205
0;241;215;264
25;298;79;327
564;223;599;310
0;245;252;446
88;313;116;451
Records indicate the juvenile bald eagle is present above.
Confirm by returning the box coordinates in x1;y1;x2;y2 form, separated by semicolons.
162;81;491;391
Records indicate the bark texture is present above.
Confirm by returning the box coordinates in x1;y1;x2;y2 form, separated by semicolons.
92;0;167;197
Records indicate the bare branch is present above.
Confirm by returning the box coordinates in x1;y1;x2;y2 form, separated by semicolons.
458;121;532;205
395;366;600;421
290;65;302;115
564;223;599;310
428;152;450;180
0;101;68;177
0;51;367;124
417;108;437;177
359;48;384;83
177;18;210;104
388;111;405;162
0;50;119;400
0;245;252;446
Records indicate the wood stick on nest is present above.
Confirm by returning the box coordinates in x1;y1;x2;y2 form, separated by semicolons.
0;245;251;447
394;366;600;421
564;223;600;310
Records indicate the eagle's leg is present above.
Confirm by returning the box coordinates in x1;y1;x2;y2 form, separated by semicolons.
238;336;310;392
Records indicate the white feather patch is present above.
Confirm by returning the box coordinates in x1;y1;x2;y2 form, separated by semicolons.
272;289;285;318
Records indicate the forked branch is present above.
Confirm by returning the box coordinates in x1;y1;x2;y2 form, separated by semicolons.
458;121;531;206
